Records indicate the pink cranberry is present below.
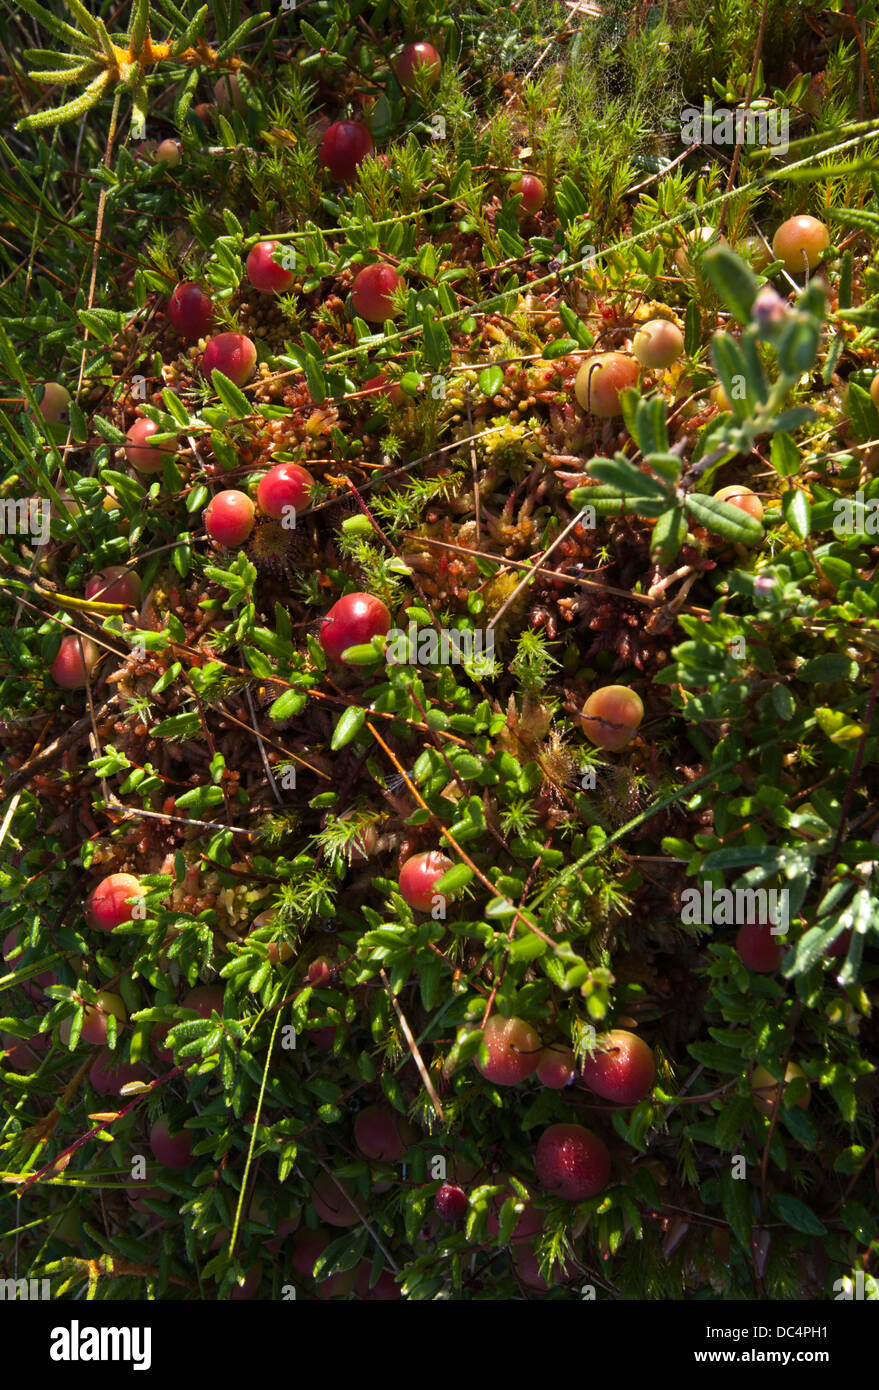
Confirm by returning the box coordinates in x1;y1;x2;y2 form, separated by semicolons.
85;873;146;931
49;634;99;688
434;1183;468;1222
84;566;142;608
204;489;255;546
350;263;402;322
256;462;313;519
246;240;295;293
167;282;214;339
318;591;391;662
125;417;177;473
202;332;257;388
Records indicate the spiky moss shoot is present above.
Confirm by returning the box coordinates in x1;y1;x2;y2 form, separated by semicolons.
538;729;576;787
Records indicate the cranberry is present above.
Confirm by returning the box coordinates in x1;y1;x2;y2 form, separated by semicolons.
475;1015;542;1085
318;121;373;181
511;174;545;212
125;417;176;473
256;462;313;519
434;1183;468;1222
319;591;391;662
535;1123;611;1200
398;850;455;912
204;489;255;546
350;263;402;322
50;634;99;688
35;381;70;422
214;73;246;115
150;1116;192;1169
632;318;684;368
85;566;141;608
580;1030;656;1105
155;139;181;166
574;352;640;417
771;215;830;274
736;921;784;973
167;281;214;339
396;42;442;90
826;929;852;959
536;1043;576;1089
90;1050;149;1096
60;992;126;1047
713;484;764;523
246;240;295;294
580;685;644;750
85;873;146;932
202;332;257;387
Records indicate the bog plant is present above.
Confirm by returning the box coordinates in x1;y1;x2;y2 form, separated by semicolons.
0;0;877;1306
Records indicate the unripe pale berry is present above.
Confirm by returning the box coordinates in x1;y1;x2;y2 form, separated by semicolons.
34;381;70;422
396;42;442;90
511;174;545;212
167;282;214;339
204;489;255;546
632;318;684;369
711;382;732;411
150;1116;193;1169
85;873;146;932
50;634;99;688
581;685;644;750
870;374;879;410
750;1062;810;1117
536;1043;576;1089
675;226;727;271
475;1014;542;1086
246;240;295;294
202;332;257;387
581;1029;656;1104
319;591;391;662
714;484;764;523
398;850;455;912
771;215;830;274
574;353;639;417
257;462;313;519
736;920;784;972
155;139;181;166
125;417;176;473
353;1104;410;1161
351;263;402;322
739;235;772;271
85;566;142;608
318;121;373;181
535;1123;611;1200
214;73;246;115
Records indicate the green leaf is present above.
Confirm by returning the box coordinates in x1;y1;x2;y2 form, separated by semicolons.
331;706;366;750
769;1193;826;1237
432;863;473;895
684;492;763;544
781;488;810;539
684;298;701;357
210;370;252;418
651;505;688;564
797;654;859;683
587;456;670;500
776;312;820;378
770;432;800;479
422;311;451;369
269;689;307;720
703;245;760;324
542;337;579;359
558;303;594;349
478;366;504;397
846;381;879;442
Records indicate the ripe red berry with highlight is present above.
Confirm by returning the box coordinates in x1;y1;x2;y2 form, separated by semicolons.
85;566;142;608
246;240;295;294
319;591;391;662
150;1116;192;1169
202;332;257;387
434;1183;468;1222
736;920;784;972
306;956;334;986
511;174;545;213
312;1173;359;1227
167;281;214;339
318;121;373;181
90;1049;148;1096
475;1014;542;1086
125;417;176;474
581;685;644;750
535;1123;611;1200
204;489;255;546
257;462;313;519
396;42;442;90
536;1043;576;1089
574;352;640;417
581;1029;656;1105
351;263;402;322
398;850;455;912
50;634;99;689
772;215;830;274
354;1104;410;1161
85;873;146;932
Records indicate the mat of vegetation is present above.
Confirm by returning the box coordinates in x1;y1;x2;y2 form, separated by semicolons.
0;0;878;1302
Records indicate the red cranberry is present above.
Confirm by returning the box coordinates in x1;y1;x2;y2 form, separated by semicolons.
398;851;455;913
49;634;99;688
85;873;146;932
350;263;402;322
85;567;142;608
434;1183;468;1222
511;174;545;212
319;591;391;662
202;333;257;387
318;121;373;181
396;42;442;90
204;489;255;546
256;462;313;519
125;417;176;474
167;282;214;339
246;240;295;294
736;921;784;973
